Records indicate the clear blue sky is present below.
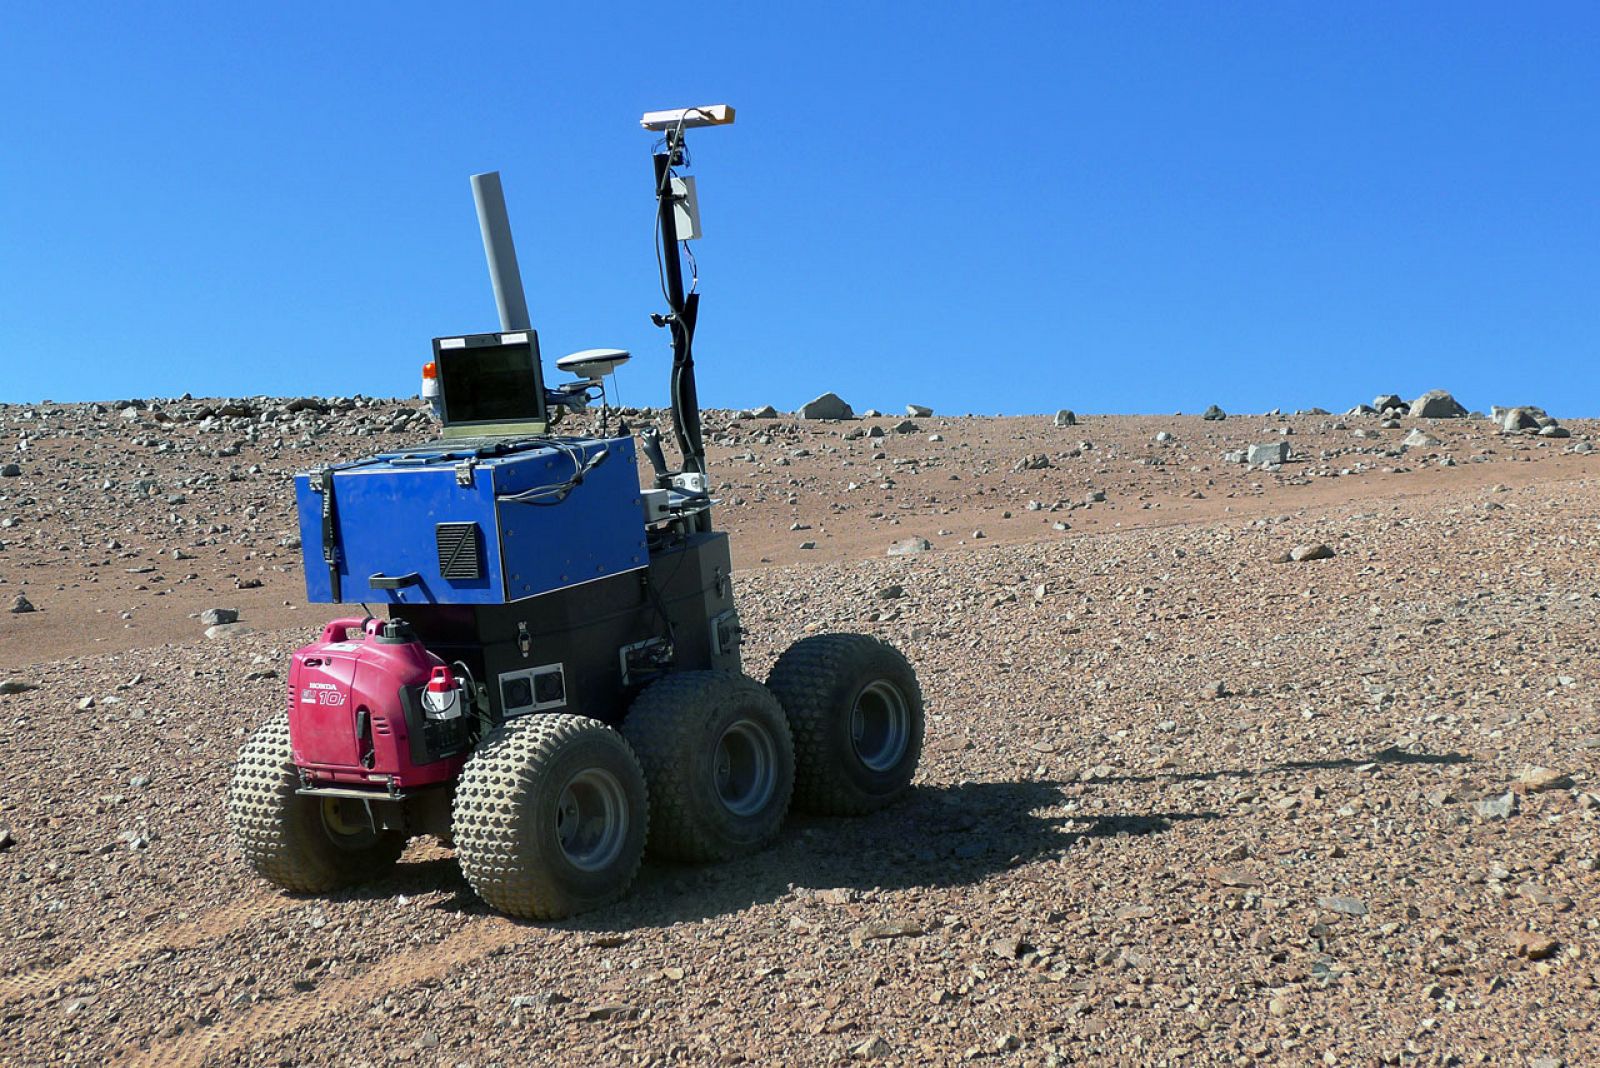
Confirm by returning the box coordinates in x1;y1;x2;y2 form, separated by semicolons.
3;3;1596;415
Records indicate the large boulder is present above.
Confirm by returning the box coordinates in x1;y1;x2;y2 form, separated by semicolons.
1202;405;1226;421
1410;390;1467;419
1373;394;1407;414
1053;409;1076;427
1247;442;1290;465
905;404;933;418
887;537;932;557
798;392;854;420
1495;406;1546;433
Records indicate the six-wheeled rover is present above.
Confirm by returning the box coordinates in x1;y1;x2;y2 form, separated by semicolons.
228;107;925;919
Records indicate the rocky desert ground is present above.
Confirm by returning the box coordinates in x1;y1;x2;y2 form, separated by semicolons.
2;392;1599;1066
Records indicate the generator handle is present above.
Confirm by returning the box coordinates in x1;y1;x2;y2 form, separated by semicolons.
318;618;369;644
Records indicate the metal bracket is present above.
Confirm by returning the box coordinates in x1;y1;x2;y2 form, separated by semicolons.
455;460;476;487
618;637;674;688
295;785;410;802
517;621;531;659
711;609;743;656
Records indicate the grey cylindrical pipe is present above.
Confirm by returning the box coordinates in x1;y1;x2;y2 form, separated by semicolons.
469;171;531;332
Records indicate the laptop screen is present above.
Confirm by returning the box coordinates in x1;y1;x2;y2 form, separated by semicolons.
435;332;545;428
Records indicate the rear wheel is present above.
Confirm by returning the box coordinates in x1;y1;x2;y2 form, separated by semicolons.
453;714;648;920
228;713;406;892
623;671;794;862
766;634;925;815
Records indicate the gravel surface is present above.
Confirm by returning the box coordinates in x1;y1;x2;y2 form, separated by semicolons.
2;397;1599;1065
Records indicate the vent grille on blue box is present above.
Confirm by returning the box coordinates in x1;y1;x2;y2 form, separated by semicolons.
435;522;484;580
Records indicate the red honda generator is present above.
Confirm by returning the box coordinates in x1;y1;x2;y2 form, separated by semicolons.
289;618;472;791
228;107;925;921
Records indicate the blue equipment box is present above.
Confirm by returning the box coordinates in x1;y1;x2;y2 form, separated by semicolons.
294;436;648;605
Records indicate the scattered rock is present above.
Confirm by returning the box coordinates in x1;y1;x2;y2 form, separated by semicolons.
1013;454;1051;471
1053;409;1076;427
990;934;1028;959
0;463;20;478
850;1036;892;1060
1288;543;1335;562
1317;896;1369;917
1247;442;1289;465
891;420;919;434
1496;406;1546;433
0;828;14;852
205;623;254;640
1516;766;1573;794
10;594;36;614
0;679;40;695
905;404;933;418
1409;390;1468;419
798;392;855;420
849;918;925;946
1517;883;1574;910
1373;394;1406;413
1402;429;1442;449
1202;404;1226;421
200;607;239;626
1510;931;1559;961
887;538;932;557
1473;792;1518;819
580;1003;639;1022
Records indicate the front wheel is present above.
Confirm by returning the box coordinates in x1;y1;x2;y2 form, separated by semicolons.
228;713;406;892
766;634;925;815
452;714;648;920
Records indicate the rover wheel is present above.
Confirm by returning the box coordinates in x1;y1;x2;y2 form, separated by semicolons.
228;713;406;892
453;714;648;920
623;671;794;862
765;634;925;815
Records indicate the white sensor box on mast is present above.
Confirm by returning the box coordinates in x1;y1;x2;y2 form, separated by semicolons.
640;104;735;131
671;177;702;240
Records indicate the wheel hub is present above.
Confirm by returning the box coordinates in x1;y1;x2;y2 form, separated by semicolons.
850;680;911;772
319;797;380;849
555;768;629;872
714;719;776;817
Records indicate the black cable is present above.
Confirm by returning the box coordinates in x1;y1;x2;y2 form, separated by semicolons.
498;444;608;506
